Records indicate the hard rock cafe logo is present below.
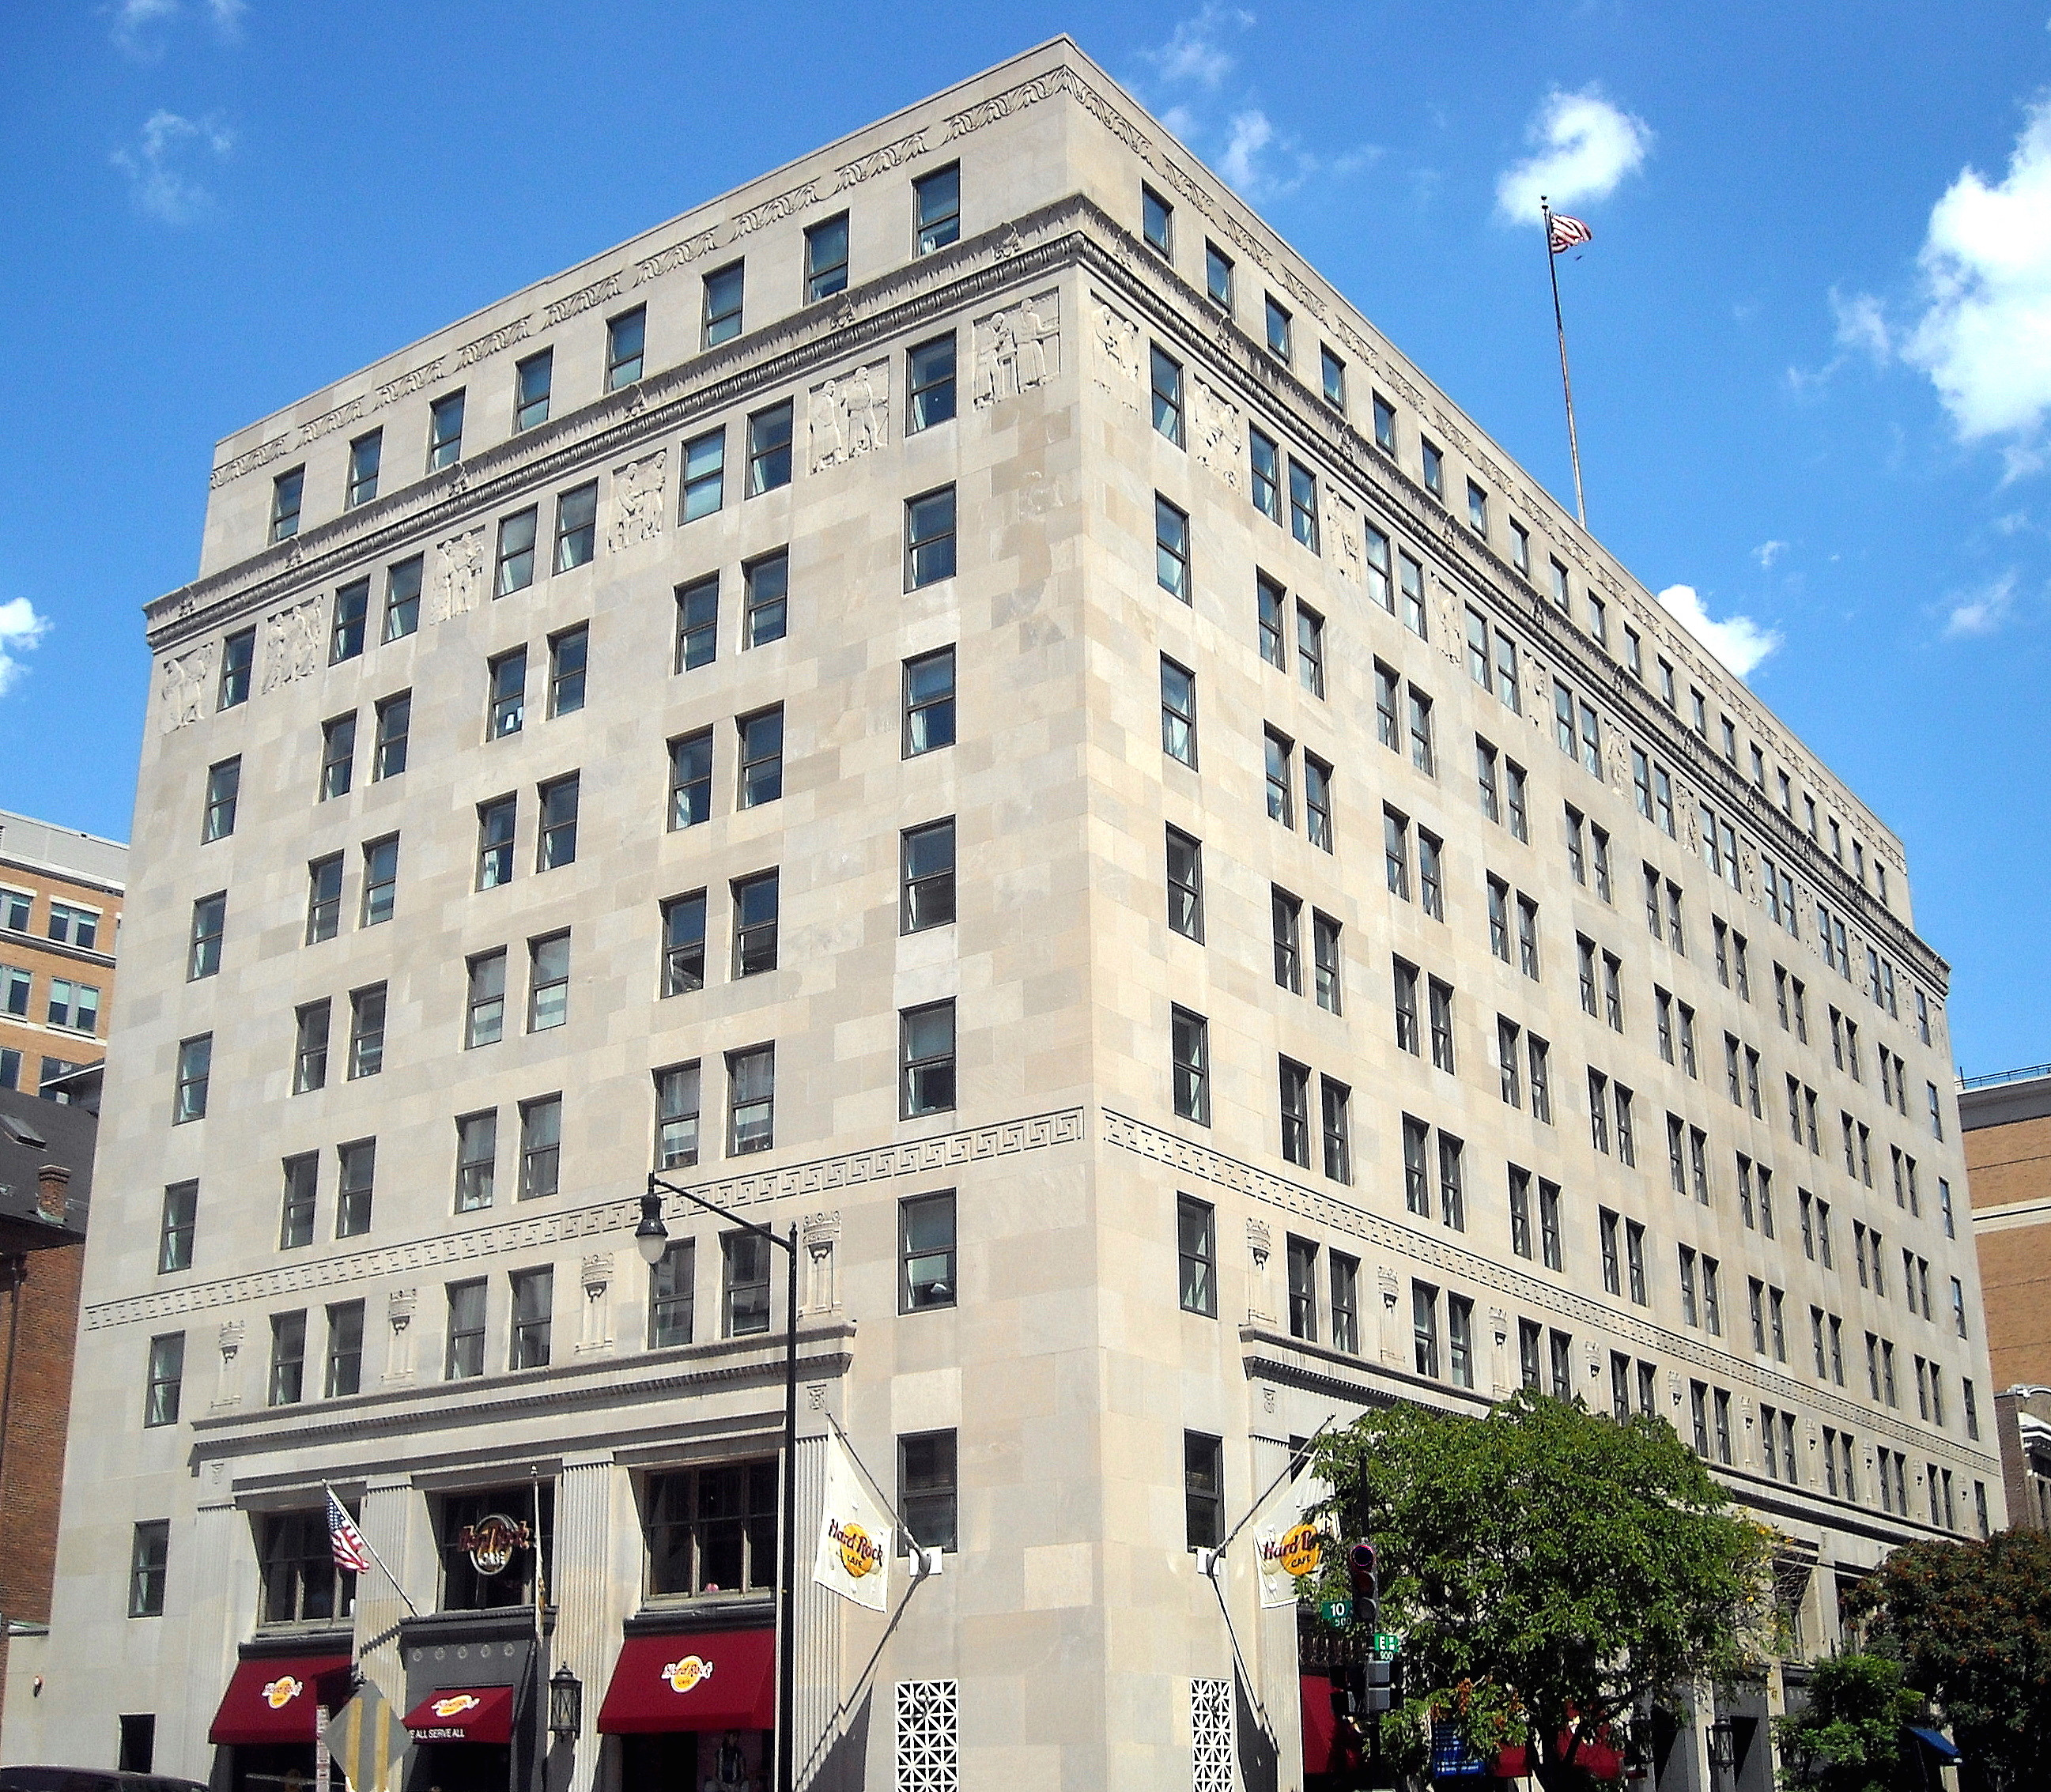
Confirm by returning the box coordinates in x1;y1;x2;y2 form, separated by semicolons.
457;1513;531;1576
262;1675;304;1710
1260;1522;1325;1580
432;1692;483;1719
828;1518;883;1579
663;1654;714;1695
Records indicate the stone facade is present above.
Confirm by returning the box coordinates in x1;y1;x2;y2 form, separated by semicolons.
5;36;2000;1792
0;809;126;1098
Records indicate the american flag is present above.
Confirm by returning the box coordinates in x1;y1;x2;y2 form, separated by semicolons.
328;1488;372;1577
1548;213;1593;255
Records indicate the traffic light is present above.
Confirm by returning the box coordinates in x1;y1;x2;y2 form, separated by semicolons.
1347;1541;1380;1635
1329;1658;1396;1723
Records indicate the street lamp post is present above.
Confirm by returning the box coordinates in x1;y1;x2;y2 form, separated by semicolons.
637;1175;800;1792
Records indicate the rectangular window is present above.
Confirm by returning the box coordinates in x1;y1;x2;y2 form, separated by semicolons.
1322;1077;1351;1183
279;1153;317;1250
513;348;552;432
466;949;507;1047
1155;496;1191;602
729;1044;776;1155
904;646;955;756
908;334;956;431
144;1334;183;1427
173;1033;211;1123
606;305;646;387
704;261;745;345
270;466;304;542
185;893;224;983
494;507;538;596
1467;481;1488;534
1150;345;1184;446
1539;1181;1563;1270
1286;1236;1318;1340
1420;832;1444;920
723;1231;772;1336
1403;1117;1430;1217
1265;294;1292;360
1331;1252;1359;1352
202;755;240;842
428;389;464;470
906;485;958;588
1271;887;1302;994
537;775;579;872
668;727;713;828
682;427;724;521
648;1239;695;1347
519;1096;561;1201
1439;1133;1466;1229
1449;1296;1475;1387
476;795;516;889
372;691;410;780
547;624;587;718
1394;959;1420;1054
1409;686;1434;772
655;1062;701;1170
130;1521;168;1617
1422;440;1444;496
445;1280;486;1379
1288;460;1320;552
898;1431;960;1559
746;401;793;495
346;428;382;507
1413;1282;1441;1377
1373;393;1397;452
488;646;527;738
347;983;385;1080
1161;657;1197;767
1173;1007;1210;1124
336;1137;375;1236
1476;738;1500;821
509;1266;553;1369
805;211;849;300
1430;978;1456;1073
329;577;368;665
739;707;784;808
901;1001;958;1118
1279;1059;1311;1168
914;164;961;255
732;870;780;976
319;713;356;800
1206;241;1233;308
1178;1194;1217;1316
901;1191;956;1312
326;1301;364;1398
158;1180;197;1273
674;573;718;671
1167;827;1203;941
1142;183;1173;256
455;1111;497;1212
528;931;570;1032
1320;345;1346;410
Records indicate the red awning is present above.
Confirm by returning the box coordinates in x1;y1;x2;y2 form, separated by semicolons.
1496;1733;1625;1782
1300;1674;1364;1779
209;1654;355;1744
598;1630;777;1734
402;1684;516;1744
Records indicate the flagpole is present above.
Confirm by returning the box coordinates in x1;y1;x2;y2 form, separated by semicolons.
1541;196;1589;530
326;1484;418;1619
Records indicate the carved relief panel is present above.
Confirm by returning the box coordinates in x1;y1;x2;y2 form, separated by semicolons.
809;361;890;471
1089;291;1142;411
971;288;1060;408
1191;378;1243;490
608;450;667;552
429;526;486;625
158;642;216;732
259;598;324;695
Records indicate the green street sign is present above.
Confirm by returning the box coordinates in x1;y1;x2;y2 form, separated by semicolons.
1320;1598;1352;1627
1373;1632;1402;1654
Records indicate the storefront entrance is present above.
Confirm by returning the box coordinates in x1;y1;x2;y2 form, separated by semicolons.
409;1742;512;1792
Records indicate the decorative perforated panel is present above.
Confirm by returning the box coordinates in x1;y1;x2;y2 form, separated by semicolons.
896;1678;960;1792
1192;1676;1233;1792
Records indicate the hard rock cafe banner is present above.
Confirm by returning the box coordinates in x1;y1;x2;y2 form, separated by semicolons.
1254;1465;1330;1609
811;1430;892;1613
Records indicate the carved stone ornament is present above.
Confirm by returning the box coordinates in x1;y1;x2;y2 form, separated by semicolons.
803;1209;842;1254
972;288;1060;409
218;1320;244;1359
1324;489;1362;581
429;526;486;625
159;641;217;732
1430;572;1464;668
1191;378;1243;490
259;598;324;695
1245;1216;1271;1269
1089;291;1142;409
809;361;890;472
806;1383;827;1412
388;1288;416;1330
581;1251;614;1296
607;450;667;553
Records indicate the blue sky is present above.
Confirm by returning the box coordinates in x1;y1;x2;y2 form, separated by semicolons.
3;1;2049;1076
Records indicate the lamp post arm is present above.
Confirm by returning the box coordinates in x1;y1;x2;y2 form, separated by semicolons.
647;1171;795;1254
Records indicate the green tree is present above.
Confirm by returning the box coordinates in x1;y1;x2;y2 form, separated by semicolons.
1847;1529;2051;1792
1309;1390;1773;1792
1772;1651;1922;1791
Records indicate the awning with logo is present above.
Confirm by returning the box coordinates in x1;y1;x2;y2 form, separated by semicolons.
1494;1732;1626;1781
402;1684;516;1743
209;1653;355;1744
597;1629;777;1734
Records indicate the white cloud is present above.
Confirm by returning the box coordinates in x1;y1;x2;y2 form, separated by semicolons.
1219;109;1275;192
1832;288;1891;361
1654;584;1782;681
1752;540;1789;571
112;0;244;55
0;598;50;699
1943;572;2020;637
111;110;233;224
1146;3;1254;89
1495;87;1652;224
1905;94;2051;442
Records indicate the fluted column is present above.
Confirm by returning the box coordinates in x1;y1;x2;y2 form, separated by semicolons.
550;1451;615;1792
353;1473;421;1710
791;1427;844;1790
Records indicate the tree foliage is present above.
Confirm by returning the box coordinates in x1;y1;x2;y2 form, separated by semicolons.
1846;1529;2051;1792
1310;1390;1773;1792
1771;1651;1922;1792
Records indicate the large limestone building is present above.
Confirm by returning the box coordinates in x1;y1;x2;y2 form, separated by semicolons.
3;38;1999;1792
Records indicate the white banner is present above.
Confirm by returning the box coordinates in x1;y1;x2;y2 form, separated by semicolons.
1253;1464;1330;1609
812;1430;891;1612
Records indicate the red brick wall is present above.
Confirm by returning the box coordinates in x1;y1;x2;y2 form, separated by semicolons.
0;1234;85;1727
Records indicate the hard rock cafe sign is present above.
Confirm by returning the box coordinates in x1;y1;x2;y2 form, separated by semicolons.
457;1513;531;1576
